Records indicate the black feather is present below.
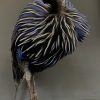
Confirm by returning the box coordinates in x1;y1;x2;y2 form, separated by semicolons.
11;0;89;83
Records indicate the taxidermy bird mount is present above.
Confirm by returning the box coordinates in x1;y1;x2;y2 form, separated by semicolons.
11;0;89;100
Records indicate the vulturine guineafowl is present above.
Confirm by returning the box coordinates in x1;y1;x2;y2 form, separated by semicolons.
11;0;89;100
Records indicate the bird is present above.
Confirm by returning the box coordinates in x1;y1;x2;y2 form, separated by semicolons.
11;0;89;100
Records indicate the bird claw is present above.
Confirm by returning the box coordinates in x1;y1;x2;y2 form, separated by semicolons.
31;93;38;100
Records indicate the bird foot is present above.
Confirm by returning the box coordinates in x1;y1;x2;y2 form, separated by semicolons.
31;93;38;100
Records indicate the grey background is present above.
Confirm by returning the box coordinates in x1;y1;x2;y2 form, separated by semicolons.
0;0;100;100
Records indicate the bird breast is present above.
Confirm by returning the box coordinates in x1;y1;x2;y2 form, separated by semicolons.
12;0;89;72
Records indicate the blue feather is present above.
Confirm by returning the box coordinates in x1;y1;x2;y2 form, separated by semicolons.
17;48;23;63
75;27;86;42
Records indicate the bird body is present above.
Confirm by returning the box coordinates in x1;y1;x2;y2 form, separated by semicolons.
11;0;89;100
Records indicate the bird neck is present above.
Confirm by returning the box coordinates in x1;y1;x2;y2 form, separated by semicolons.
43;0;62;14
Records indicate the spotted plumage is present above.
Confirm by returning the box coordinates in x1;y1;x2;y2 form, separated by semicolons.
11;0;89;100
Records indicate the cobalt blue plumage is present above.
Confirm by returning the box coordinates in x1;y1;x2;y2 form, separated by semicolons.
17;48;23;63
11;0;89;100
